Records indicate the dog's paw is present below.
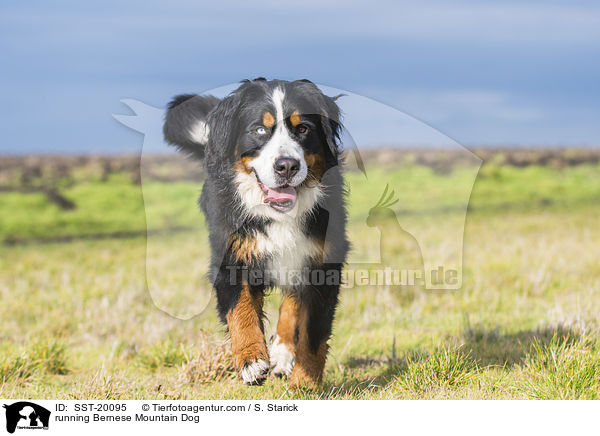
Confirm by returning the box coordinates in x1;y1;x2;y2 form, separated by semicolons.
269;335;295;378
240;359;270;385
288;371;319;390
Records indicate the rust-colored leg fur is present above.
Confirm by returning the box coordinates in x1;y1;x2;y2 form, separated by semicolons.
226;284;269;385
276;294;299;355
288;303;329;390
270;294;299;377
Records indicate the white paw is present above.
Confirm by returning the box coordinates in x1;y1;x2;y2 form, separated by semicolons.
269;335;295;377
241;359;269;385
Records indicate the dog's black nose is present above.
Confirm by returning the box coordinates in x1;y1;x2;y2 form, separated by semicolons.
274;157;300;180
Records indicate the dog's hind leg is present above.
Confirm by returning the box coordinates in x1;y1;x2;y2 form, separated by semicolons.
270;293;298;378
288;264;341;389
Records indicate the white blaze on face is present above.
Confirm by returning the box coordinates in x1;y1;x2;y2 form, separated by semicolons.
247;88;307;188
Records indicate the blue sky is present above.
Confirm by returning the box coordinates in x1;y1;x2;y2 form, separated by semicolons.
1;0;599;153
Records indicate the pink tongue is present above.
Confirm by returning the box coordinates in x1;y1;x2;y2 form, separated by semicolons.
264;186;297;204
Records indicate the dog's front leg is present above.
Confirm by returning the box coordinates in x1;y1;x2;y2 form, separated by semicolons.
215;266;269;385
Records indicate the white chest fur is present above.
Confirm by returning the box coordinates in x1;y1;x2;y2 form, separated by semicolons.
233;168;324;285
255;218;321;286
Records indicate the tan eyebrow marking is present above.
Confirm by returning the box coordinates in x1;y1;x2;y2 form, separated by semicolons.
290;111;301;127
262;112;275;128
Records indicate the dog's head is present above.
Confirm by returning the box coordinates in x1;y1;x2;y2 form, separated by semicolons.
164;78;342;216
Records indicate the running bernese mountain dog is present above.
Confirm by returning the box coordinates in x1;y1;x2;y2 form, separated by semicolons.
163;78;348;388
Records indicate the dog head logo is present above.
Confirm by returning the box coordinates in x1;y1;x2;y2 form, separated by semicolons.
3;402;50;433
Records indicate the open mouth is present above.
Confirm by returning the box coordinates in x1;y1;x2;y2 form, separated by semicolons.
256;176;297;212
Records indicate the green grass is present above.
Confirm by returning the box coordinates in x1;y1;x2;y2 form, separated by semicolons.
516;335;600;399
0;339;69;383
136;341;189;371
3;163;600;242
1;161;600;399
393;345;479;394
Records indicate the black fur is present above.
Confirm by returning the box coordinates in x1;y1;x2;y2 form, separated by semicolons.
163;94;220;159
164;78;348;358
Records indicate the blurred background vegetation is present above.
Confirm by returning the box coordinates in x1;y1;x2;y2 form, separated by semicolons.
2;148;600;243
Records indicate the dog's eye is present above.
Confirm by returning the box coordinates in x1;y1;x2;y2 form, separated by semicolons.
255;126;268;135
297;124;310;135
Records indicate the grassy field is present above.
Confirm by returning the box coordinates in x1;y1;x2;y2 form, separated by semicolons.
1;151;600;399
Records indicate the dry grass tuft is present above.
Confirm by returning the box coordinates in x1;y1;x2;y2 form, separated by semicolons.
179;335;236;385
68;365;128;400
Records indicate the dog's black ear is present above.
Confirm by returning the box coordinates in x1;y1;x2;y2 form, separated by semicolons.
321;94;342;160
163;94;220;159
295;79;343;160
323;96;342;152
204;91;244;160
